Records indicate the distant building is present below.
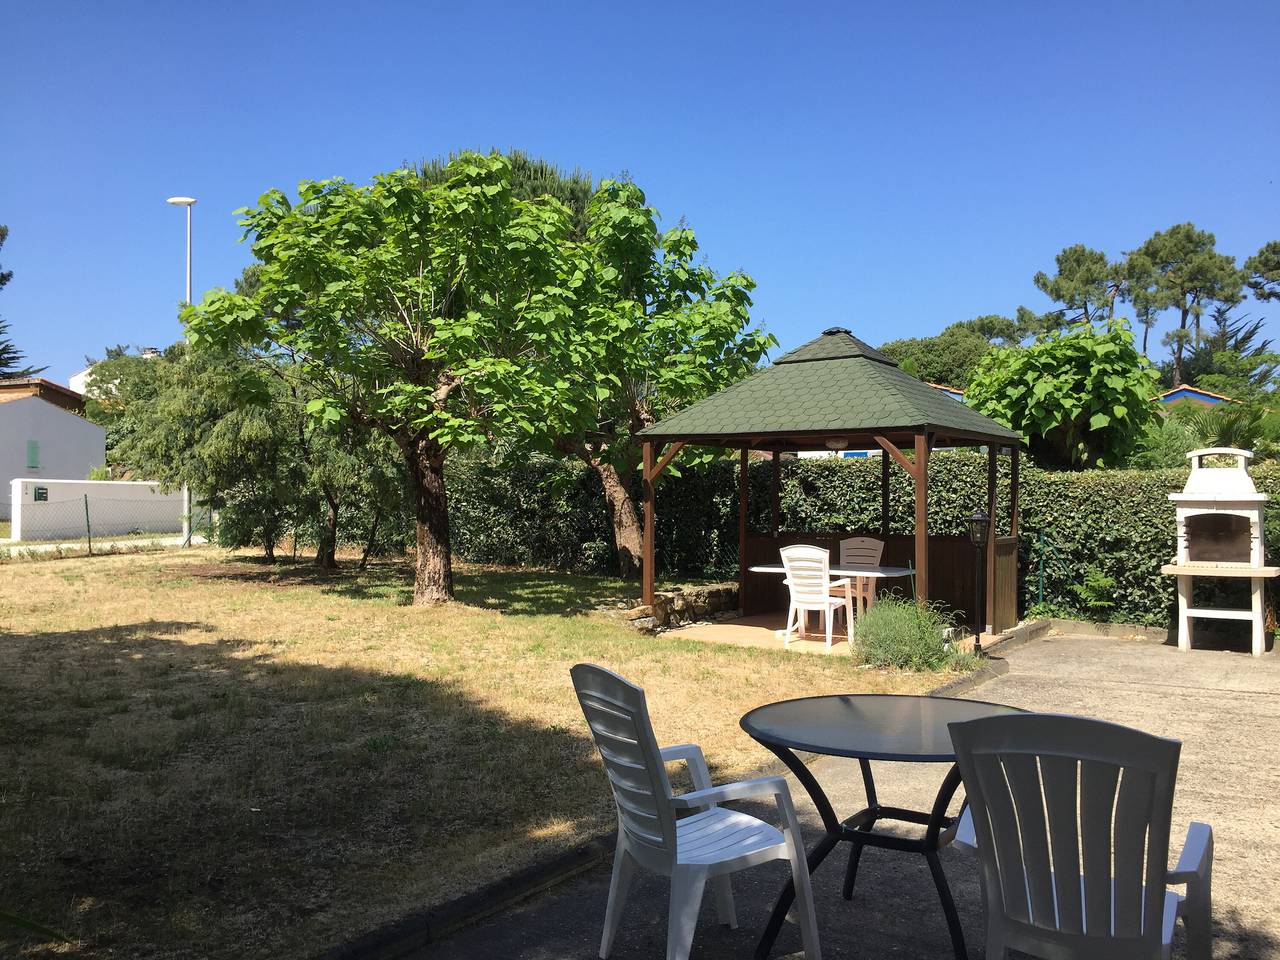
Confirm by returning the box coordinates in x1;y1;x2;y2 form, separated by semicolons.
920;382;1234;408
67;346;163;396
1157;386;1233;407
68;366;94;395
926;381;966;402
0;379;106;520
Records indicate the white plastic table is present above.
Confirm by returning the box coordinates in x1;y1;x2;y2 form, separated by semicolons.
747;564;913;619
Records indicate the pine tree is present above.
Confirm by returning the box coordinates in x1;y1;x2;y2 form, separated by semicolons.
0;225;46;379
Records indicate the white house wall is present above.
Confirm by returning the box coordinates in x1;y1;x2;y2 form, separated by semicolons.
0;398;107;520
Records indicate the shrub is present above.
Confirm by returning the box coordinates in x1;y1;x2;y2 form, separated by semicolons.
853;596;975;672
441;450;1280;628
1069;565;1116;616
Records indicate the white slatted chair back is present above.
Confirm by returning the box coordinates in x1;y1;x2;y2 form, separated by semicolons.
780;544;834;605
949;713;1181;960
838;536;884;568
571;663;677;874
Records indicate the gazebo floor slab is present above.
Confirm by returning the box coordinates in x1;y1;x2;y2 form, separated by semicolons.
667;612;855;656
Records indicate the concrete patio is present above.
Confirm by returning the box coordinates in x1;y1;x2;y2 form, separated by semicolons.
430;632;1280;959
668;612;859;656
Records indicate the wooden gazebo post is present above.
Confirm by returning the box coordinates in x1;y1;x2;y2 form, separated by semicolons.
738;448;749;605
984;445;998;634
879;449;890;541
914;432;930;603
641;438;686;606
642;440;655;605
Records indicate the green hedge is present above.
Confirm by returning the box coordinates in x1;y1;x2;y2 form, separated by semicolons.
445;453;1280;627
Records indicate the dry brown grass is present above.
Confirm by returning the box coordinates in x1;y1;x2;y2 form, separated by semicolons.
0;549;939;959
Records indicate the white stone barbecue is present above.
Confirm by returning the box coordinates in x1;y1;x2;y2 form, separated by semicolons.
1160;447;1277;655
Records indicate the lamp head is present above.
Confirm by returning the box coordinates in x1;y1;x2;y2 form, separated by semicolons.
968;508;990;548
166;196;197;206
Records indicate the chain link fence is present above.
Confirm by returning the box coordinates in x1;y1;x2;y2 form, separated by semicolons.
6;494;214;554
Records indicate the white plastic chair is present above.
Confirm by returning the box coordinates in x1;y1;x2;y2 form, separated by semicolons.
781;544;853;650
571;663;821;960
829;536;884;614
949;713;1213;960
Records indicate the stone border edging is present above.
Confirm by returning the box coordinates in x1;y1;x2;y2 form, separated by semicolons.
929;656;1010;697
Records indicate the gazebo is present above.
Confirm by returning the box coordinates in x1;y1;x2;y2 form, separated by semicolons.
636;327;1024;634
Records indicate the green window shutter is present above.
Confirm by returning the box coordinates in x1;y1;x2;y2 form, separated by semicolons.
26;439;40;469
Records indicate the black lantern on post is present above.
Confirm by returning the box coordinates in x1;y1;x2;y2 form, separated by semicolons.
968;508;989;644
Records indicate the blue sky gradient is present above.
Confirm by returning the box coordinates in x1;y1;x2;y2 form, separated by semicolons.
4;0;1278;383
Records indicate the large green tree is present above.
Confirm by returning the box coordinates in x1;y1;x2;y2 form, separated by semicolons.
880;317;1019;389
418;149;594;238
421;151;770;577
529;179;770;577
1175;304;1278;402
1127;224;1244;386
1031;244;1125;329
967;321;1159;468
188;154;585;603
89;344;306;559
0;225;46;379
1245;240;1280;302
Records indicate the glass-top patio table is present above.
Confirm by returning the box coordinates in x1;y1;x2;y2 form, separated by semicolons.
740;693;1025;959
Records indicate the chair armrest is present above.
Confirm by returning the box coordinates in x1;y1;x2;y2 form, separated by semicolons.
660;743;714;793
1168;821;1214;884
670;775;790;809
828;578;851;589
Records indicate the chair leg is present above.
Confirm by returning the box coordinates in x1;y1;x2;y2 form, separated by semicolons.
984;922;1006;960
711;873;737;929
844;596;854;647
600;841;636;959
667;866;708;960
1184;866;1213;960
787;842;823;960
824;606;834;650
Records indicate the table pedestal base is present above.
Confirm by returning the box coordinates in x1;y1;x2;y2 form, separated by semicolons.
754;749;967;960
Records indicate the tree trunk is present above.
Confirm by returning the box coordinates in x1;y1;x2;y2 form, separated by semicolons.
1173;305;1189;386
592;459;644;579
359;505;382;571
315;494;339;568
404;437;453;604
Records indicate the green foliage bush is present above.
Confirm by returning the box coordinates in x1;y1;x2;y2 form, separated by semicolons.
852;596;975;671
967;322;1159;468
443;451;1280;628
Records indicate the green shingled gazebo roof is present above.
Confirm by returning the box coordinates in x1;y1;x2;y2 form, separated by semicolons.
637;327;1020;449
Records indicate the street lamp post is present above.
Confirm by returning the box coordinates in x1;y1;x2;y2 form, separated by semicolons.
166;196;197;544
967;508;990;648
166;196;197;303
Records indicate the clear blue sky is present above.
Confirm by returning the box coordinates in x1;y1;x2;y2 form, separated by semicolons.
4;0;1277;384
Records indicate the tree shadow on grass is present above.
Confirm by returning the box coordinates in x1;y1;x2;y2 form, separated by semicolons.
178;556;641;616
452;568;638;615
0;618;607;960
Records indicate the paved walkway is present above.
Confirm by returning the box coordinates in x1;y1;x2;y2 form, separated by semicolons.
430;633;1280;959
